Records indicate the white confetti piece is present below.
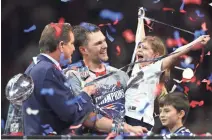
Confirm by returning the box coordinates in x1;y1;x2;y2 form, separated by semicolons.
26;107;39;115
182;68;194;79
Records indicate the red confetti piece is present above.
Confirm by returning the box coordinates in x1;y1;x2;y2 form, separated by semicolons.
206;51;210;56
189;17;196;21
190;100;204;108
50;17;65;38
162;8;175;12
116;45;121;56
113;19;119;25
197;80;201;86
154;83;163;96
69;124;82;129
145;24;153;30
145;19;151;25
180;9;187;13
179;54;189;59
184;86;190;94
166;38;188;48
117;81;121;87
182;76;196;83
105;132;117;140
122;29;135;43
183;0;202;5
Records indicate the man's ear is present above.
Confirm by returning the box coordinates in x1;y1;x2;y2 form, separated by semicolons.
79;46;86;55
58;41;64;52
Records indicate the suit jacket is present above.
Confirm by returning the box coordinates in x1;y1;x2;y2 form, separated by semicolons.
23;54;94;135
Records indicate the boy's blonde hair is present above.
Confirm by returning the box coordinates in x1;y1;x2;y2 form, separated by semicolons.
142;36;170;97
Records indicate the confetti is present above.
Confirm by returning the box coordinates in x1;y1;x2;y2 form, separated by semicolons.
90;116;97;122
41;124;56;135
99;9;123;22
61;0;70;2
116;45;121;56
66;96;85;105
176;85;184;92
174;31;182;47
180;1;186;13
40;88;54;96
106;30;115;42
80;22;96;31
162;8;175;12
189;17;196;22
114;134;124;140
183;0;202;5
24;25;36;33
113;19;119;25
180;61;195;69
122;29;135;43
206;51;211;56
108;25;116;33
190;100;204;108
194;29;205;39
184;56;193;64
184;86;190;94
182;68;194;79
208;73;212;83
26;107;39;115
1;119;5;130
153;0;160;4
139;102;150;114
117;81;121;87
195;10;204;17
170;84;177;93
106;132;117;140
69;124;82;129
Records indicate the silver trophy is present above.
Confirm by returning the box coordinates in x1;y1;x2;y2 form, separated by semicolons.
4;73;34;135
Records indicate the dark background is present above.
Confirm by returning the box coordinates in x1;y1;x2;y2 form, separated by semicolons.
1;0;212;134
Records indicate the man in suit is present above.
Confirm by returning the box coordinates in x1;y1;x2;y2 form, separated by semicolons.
23;23;96;135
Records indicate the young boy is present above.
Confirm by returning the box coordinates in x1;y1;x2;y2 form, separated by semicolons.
159;92;194;137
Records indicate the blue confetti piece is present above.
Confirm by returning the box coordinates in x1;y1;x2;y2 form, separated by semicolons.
208;73;212;83
180;1;185;10
44;126;54;134
99;9;123;22
176;85;183;92
195;10;204;17
180;62;195;69
1;119;5;130
153;0;160;4
66;96;81;105
97;114;103;119
80;22;96;31
114;134;124;140
40;88;54;96
106;30;114;42
139;102;150;114
90;116;97;122
108;25;116;33
61;0;71;2
174;31;182;47
41;124;50;128
194;29;205;39
24;25;36;33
